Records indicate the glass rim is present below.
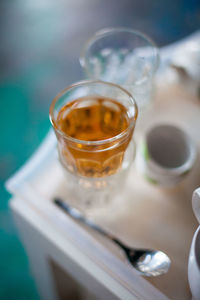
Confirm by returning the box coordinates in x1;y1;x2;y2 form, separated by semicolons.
80;27;160;78
49;79;138;146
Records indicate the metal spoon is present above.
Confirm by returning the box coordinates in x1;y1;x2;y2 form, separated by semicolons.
54;198;171;277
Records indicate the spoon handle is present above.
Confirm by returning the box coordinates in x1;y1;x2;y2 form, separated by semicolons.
54;198;117;242
54;198;171;277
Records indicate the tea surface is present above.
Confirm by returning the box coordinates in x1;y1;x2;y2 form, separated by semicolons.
57;96;129;141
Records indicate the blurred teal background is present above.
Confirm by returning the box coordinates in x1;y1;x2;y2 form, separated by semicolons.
0;0;199;299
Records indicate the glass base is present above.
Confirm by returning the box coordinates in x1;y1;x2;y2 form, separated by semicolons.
61;167;128;214
58;139;136;214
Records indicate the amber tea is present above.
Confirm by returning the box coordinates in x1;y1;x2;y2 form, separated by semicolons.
55;95;135;177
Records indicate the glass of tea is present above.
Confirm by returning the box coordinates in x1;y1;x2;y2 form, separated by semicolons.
80;27;159;116
50;80;138;210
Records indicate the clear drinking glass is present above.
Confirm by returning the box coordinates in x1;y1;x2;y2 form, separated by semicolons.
80;27;159;113
50;80;138;211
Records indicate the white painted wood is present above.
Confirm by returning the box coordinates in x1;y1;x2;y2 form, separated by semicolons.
10;196;168;300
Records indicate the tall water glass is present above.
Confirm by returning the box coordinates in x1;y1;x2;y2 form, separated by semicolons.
80;27;159;119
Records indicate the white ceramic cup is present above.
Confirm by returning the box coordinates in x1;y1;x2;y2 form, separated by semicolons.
137;124;196;186
192;188;200;224
188;188;200;300
188;225;200;300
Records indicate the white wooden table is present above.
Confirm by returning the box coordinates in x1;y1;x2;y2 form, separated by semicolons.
7;78;200;299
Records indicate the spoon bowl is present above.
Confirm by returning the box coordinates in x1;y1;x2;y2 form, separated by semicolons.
125;248;170;276
54;198;171;277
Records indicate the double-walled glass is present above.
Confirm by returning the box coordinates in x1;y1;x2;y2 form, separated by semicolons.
50;80;138;210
